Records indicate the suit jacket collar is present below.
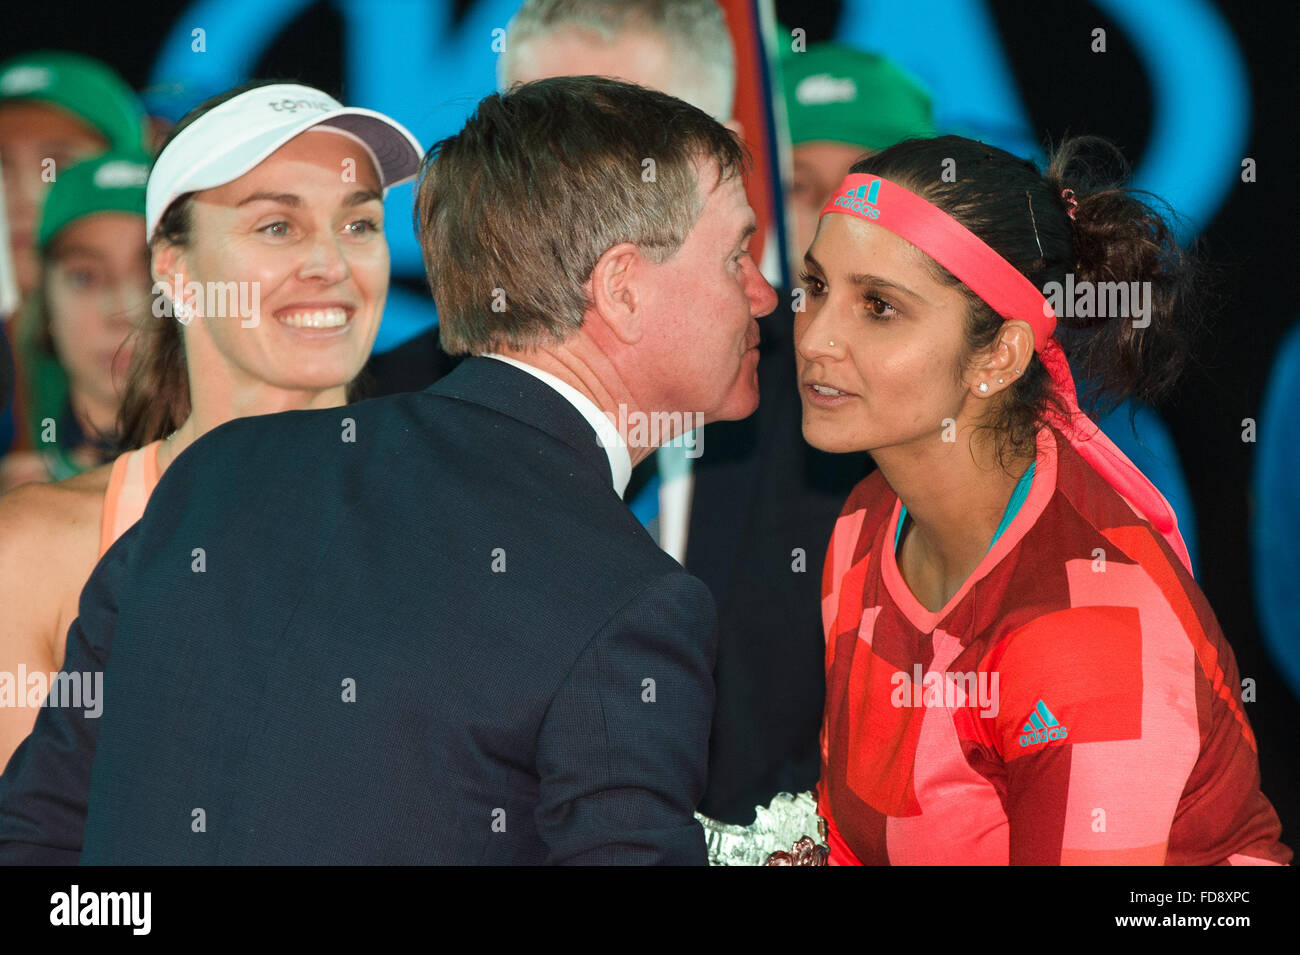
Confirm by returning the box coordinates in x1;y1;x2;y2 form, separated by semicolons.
426;355;614;489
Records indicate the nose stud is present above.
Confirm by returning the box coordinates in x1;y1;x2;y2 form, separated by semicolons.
828;340;835;347
978;381;989;393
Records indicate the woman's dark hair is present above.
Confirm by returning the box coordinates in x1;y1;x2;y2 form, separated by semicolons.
116;78;365;450
850;134;1205;467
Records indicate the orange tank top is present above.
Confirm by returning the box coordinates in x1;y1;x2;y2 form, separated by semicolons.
98;440;163;558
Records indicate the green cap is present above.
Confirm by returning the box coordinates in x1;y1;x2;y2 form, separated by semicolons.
780;43;935;150
37;150;149;251
0;51;147;152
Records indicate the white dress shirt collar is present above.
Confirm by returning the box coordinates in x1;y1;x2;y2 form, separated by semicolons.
483;353;632;497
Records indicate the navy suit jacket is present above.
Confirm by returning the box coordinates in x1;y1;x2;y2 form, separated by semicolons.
367;306;873;825
0;357;717;864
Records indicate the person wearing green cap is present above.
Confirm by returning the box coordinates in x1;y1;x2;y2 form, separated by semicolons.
780;42;935;267
0;150;151;490
0;51;147;303
0;51;148;463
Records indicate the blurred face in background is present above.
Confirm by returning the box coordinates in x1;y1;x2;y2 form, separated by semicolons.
513;26;675;95
0;101;108;298
158;129;389;400
44;212;150;424
508;24;740;132
790;140;869;258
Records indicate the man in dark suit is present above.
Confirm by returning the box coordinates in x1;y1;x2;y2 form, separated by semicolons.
364;299;869;830
0;76;777;864
361;0;874;828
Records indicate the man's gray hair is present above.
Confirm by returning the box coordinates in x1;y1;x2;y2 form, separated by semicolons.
415;76;748;356
499;0;736;120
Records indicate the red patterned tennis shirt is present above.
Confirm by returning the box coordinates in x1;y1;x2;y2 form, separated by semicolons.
817;426;1290;865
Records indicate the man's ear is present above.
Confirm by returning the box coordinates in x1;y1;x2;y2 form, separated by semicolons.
586;241;644;345
723;117;745;140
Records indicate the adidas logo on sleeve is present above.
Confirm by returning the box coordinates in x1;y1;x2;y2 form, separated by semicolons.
1019;699;1069;748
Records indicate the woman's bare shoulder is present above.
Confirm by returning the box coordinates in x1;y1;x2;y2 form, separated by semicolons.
0;464;116;686
0;464;111;571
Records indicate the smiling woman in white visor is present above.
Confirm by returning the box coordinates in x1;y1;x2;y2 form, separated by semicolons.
0;81;421;766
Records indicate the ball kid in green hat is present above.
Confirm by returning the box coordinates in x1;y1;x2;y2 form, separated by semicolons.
779;42;935;261
3;149;150;488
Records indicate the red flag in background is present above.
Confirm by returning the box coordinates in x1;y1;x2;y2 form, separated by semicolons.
720;0;791;288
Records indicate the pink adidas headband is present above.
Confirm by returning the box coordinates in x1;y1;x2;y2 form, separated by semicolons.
820;173;1058;346
818;172;1193;573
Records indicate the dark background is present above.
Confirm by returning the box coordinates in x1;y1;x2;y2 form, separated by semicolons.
3;0;1296;838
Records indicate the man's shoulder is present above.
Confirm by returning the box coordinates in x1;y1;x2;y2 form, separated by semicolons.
179;391;436;464
187;356;528;464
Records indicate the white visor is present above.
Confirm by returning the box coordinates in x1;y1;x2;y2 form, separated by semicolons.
146;83;423;241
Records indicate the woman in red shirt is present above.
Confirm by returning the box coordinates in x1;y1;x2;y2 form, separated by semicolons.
797;134;1289;865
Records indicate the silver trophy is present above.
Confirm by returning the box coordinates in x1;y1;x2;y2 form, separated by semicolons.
695;791;829;866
